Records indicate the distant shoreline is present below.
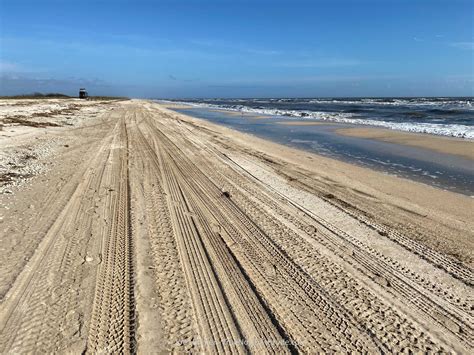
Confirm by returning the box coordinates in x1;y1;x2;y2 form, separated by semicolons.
161;97;473;139
335;127;474;160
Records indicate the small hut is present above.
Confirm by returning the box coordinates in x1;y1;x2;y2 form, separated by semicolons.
79;88;88;99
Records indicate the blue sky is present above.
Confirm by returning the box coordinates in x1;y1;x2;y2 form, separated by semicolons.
0;0;472;98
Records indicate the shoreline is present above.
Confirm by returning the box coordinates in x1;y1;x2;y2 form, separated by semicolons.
158;98;474;139
168;105;474;196
162;103;474;156
335;126;474;160
159;102;473;265
276;121;327;126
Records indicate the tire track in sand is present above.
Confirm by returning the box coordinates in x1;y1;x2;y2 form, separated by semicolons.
0;117;125;353
128;116;201;353
134;115;292;353
142;107;470;353
142;116;382;353
87;117;135;353
158;108;471;352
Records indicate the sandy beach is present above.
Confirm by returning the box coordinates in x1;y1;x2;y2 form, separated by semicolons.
0;99;472;353
336;126;474;160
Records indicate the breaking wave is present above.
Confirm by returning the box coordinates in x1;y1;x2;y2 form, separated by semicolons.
161;100;474;139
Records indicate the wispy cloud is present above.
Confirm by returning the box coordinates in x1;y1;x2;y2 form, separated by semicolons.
190;38;280;56
245;48;281;56
0;73;112;95
412;36;473;51
1;73;108;86
168;74;199;83
207;84;265;89
190;39;216;47
2;35;226;62
450;41;474;50
272;58;362;68
205;74;404;87
0;61;21;72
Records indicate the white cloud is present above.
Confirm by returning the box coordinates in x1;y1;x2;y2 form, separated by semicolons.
272;58;362;68
245;48;281;56
0;73;112;96
450;42;474;50
190;38;280;56
0;61;20;72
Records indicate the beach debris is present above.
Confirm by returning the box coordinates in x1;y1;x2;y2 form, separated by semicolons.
375;275;391;287
212;224;221;233
264;261;277;277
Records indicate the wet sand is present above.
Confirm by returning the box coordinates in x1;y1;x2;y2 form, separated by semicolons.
173;107;474;195
277;121;327;126
336;127;474;160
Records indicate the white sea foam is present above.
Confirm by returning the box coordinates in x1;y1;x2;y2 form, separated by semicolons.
307;98;474;109
159;100;474;139
191;97;474;109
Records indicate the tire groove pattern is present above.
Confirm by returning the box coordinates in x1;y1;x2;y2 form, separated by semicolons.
154;132;248;354
0;119;119;353
286;168;474;286
215;157;473;349
174;123;471;351
143;117;383;353
87;118;135;353
146;110;468;353
130;120;201;352
199;148;470;351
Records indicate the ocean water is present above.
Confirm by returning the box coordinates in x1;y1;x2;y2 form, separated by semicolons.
164;104;474;195
165;97;474;139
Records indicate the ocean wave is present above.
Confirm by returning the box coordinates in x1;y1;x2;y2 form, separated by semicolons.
307;98;473;109
341;119;474;139
168;97;473;108
160;100;474;139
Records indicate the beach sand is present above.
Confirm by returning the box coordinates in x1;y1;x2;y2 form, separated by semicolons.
247;115;271;119
336;126;474;160
1;99;472;354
